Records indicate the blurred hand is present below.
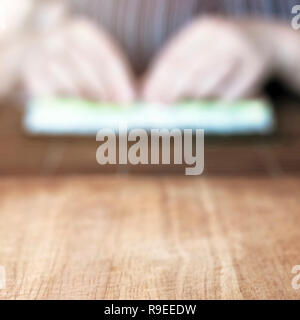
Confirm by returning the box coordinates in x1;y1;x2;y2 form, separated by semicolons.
142;17;271;103
0;0;34;41
240;20;300;96
0;0;67;98
21;19;136;103
0;38;27;99
0;0;35;99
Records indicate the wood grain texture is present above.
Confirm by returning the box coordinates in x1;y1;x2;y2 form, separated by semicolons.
0;175;299;300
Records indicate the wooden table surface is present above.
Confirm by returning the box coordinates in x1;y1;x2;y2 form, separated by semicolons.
0;175;299;300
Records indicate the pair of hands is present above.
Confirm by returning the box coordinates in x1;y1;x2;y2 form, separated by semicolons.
144;17;300;102
1;15;300;103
